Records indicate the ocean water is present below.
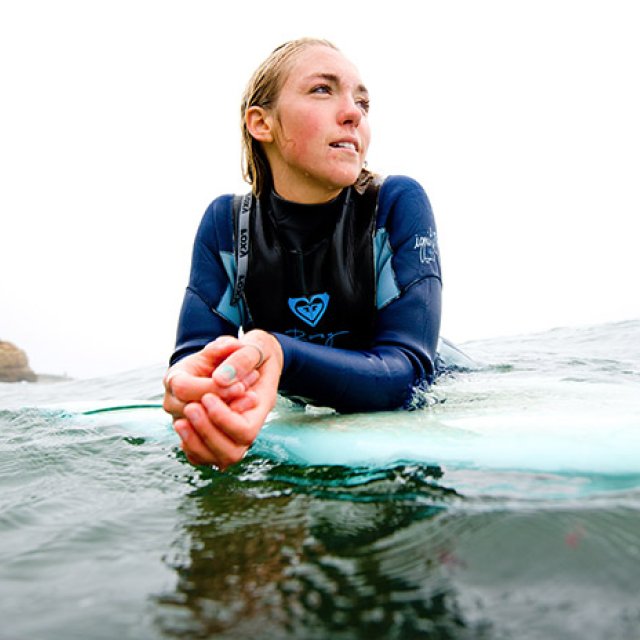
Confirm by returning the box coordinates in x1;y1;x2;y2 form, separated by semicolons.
1;320;639;640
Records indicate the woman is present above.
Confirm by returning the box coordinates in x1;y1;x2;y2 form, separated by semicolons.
163;38;442;469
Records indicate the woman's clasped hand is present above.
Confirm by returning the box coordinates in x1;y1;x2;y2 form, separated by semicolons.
163;330;283;469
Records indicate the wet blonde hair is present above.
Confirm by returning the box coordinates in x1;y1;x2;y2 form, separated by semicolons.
240;38;338;197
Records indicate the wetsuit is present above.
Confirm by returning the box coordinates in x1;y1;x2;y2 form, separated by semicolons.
171;175;442;412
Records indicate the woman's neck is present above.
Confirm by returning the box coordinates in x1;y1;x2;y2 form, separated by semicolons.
270;176;343;204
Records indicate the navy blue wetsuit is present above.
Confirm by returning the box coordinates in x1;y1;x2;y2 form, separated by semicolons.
171;175;442;412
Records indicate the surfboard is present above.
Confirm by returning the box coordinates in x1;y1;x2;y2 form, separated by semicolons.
79;402;640;476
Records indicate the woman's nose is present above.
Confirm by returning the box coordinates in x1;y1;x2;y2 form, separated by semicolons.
337;95;362;127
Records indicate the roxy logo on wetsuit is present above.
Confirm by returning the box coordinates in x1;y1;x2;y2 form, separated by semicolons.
288;293;330;327
285;294;354;346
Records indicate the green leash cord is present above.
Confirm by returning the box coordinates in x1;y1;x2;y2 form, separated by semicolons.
81;403;163;416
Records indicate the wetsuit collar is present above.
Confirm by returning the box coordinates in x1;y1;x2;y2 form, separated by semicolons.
268;188;348;252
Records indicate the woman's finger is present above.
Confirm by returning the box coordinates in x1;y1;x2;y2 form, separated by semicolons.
163;393;186;419
229;390;259;413
173;418;218;467
166;371;214;401
240;369;260;389
212;343;266;388
183;401;249;469
212;377;254;402
200;393;258;447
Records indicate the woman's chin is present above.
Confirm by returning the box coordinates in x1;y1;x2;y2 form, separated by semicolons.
327;167;365;189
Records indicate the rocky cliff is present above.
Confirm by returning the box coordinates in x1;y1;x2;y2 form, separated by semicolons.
0;341;37;382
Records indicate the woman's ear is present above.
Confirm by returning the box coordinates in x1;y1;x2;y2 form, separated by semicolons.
246;106;274;143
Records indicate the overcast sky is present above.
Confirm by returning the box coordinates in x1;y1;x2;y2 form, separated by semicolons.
2;0;639;377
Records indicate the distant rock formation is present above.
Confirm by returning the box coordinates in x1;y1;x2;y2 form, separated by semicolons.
0;341;37;382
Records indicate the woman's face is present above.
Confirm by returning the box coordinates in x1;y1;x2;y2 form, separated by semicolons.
263;45;371;203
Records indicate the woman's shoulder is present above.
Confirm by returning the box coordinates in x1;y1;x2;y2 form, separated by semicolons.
203;193;235;219
379;174;430;200
376;175;434;227
195;194;235;251
194;194;235;232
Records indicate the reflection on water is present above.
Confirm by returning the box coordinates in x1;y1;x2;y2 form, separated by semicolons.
154;460;477;639
152;459;640;640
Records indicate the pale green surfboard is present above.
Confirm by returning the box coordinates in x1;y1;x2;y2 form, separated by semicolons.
79;401;640;475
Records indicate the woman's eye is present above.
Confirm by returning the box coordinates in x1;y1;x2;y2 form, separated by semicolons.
357;98;370;113
311;84;331;95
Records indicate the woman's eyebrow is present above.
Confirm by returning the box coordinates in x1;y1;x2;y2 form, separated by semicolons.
305;72;369;95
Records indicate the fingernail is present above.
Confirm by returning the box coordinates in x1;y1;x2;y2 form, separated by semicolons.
216;363;237;383
233;397;252;412
175;425;189;442
201;394;215;411
184;405;199;424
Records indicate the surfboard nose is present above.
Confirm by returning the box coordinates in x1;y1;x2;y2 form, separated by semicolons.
436;337;480;373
